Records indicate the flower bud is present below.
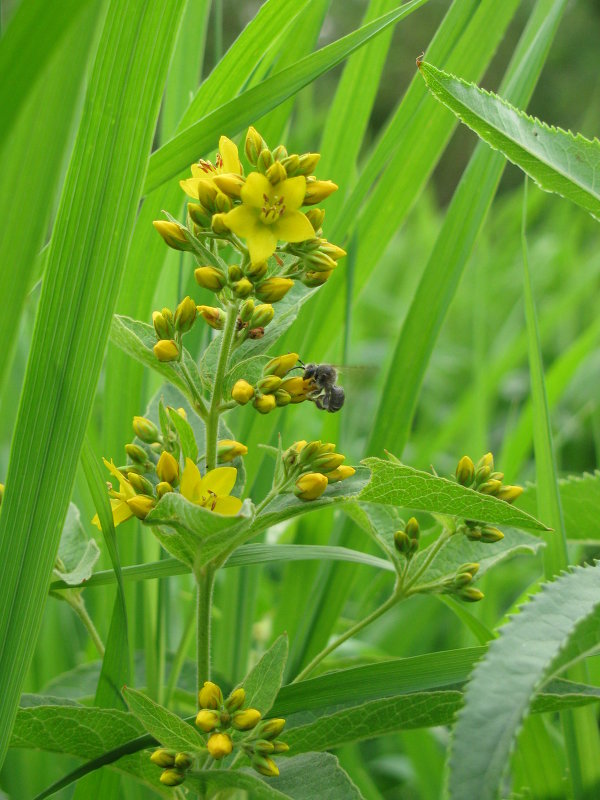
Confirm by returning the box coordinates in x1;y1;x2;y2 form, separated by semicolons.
174;296;197;333
312;453;345;472
478;479;502;495
253;394;277;414
252;755;279;777
281;154;300;176
207;733;233;760
228;264;243;282
256;277;294;303
405;517;420;541
196;181;218;208
256;375;282;394
250;303;274;327
239;298;255;322
306;250;337;272
456;455;475;486
305;208;325;231
133;416;159;443
266;161;287;184
272;144;288;161
225;687;246;712
195;709;220;732
466;527;482;541
213;173;245;198
245;126;267;165
489;471;504;482
153;339;179;362
275;389;291;406
280;376;307;400
264;353;299;378
125;443;148;464
394;530;411;555
160;769;185;786
295;472;327;501
325;465;356;483
174;753;192;770
303;179;338;205
199;681;223;709
215;191;232;213
233;278;253;298
195;266;227;292
197;305;226;330
480;526;504;543
297;152;321;175
187;202;212;228
157;451;179;485
253;739;275;754
217;439;248;462
150;749;175;767
257;149;274;173
496;484;523;504
126;495;156;520
272;740;289;753
458;562;480;576
232;708;262;731
211;212;230;235
127;472;154;496
246;260;268;279
320;241;346;260
460;587;485;603
258;718;286;740
156;481;173;498
232;379;255;405
453;572;474;588
302;269;332;287
152;220;193;251
152;310;173;340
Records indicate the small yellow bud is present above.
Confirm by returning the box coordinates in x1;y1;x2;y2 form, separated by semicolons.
213;173;245;198
256;375;282;394
232;380;255;405
127;472;154;495
232;708;262;730
479;479;502;495
275;389;291;406
272;740;290;753
250;303;274;327
174;753;192;770
152;220;193;251
254;739;275;754
319;241;346;261
198;681;223;709
456;455;475;486
245;126;267;165
312;453;345;472
125;443;148;465
211;212;230;235
156;481;173;498
157;451;179;485
207;732;233;760
325;465;356;483
233;277;253;298
225;687;246;712
126;495;156;520
196;181;218;208
152;310;172;339
297;440;322;465
228;264;243;282
246;260;268;279
481;526;504;543
195;266;227;292
405;517;420;540
477;452;495;471
257;148;274;173
303;179;338;205
252;755;279;777
280;376;307;400
240;298;255;322
458;562;480;576
281;154;300;176
264;352;299;378
195;709;220;732
305;208;325;231
217;439;248;462
394;530;411;556
150;749;175;767
176;407;187;419
197;305;226;330
460;587;485;603
133;416;159;443
253;394;277;414
256;277;294;303
160;769;185;786
302;269;332;287
187;202;211;228
174;296;197;333
296;152;321;175
153;339;179;362
259;718;286;740
295;472;328;501
496;484;524;504
306;250;337;272
266;161;287;184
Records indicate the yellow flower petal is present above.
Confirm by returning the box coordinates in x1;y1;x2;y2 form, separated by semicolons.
179;177;199;199
279;176;306;210
219;136;240;174
181;458;203;503
223;204;260;239
273;209;314;243
198;467;238;498
111;499;135;526
241;172;273;208
247;225;278;264
211;495;243;516
103;458;135;499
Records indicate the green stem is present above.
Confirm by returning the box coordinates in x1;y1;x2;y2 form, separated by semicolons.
180;358;208;420
195;565;216;699
403;527;453;591
164;602;196;707
205;303;238;471
65;593;105;657
293;589;399;683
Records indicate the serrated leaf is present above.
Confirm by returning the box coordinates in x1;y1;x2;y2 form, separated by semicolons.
518;472;600;541
123;687;205;753
240;634;288;716
448;563;600;800
52;504;100;586
418;60;600;219
359;458;548;531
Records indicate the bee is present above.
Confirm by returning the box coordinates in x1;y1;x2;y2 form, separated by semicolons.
301;361;345;413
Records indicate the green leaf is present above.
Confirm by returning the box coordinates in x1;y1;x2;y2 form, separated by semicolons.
419;60;600;220
448;563;600;800
359;459;547;531
240;633;288;716
518;472;600;542
167;406;198;463
51;504;100;587
123;687;205;752
110;314;206;398
144;0;430;193
0;0;186;768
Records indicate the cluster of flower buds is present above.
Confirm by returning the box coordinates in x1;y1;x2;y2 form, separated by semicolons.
287;234;347;288
149;748;193;786
394;517;420;559
437;562;484;602
193;681;289;777
152;297;197;363
279;440;355;501
231;353;311;414
455;452;524;504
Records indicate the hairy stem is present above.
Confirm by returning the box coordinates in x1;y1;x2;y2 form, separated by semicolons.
65;593;105;657
180;358;208;420
205;303;238;471
195;564;216;699
403;527;453;591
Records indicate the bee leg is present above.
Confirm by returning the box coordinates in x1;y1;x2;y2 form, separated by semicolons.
315;394;328;411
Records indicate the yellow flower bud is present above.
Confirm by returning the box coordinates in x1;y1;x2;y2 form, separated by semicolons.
272;144;287;161
297;152;321;175
460;587;485;603
266;160;287;184
127;472;154;495
246;260;268;279
152;220;193;251
176;407;187;419
133;416;159;443
232;708;262;730
496;484;524;504
188;202;211;228
152;310;172;339
257;148;274;173
174;753;192;770
215;191;233;213
125;443;148;465
197;305;226;330
198;680;223;709
319;241;346;261
302;269;332;288
253;394;277;414
477;452;494;471
150;749;175;767
481;526;504;543
281;154;300;176
252;755;279;777
231;379;255;405
405;517;420;540
174;296;197;333
259;718;286;740
256;277;294;303
256;375;282;394
306;250;337;272
195;266;227;292
228;264;243;282
211;212;230;235
233;277;253;298
250;303;274;327
245;126;267;165
280;376;307;401
156;481;173;498
312;453;345;472
157;451;179;485
479;479;502;495
213;173;245;198
217;439;248;462
160;769;185;786
153;339;179;362
295;472;328;501
195;709;220;732
325;465;356;483
456;455;475;486
196;181;218;208
207;732;233;760
225;687;246;712
264;352;299;377
254;739;275;754
240;298;255;322
303;179;338;205
275;389;291;406
305;208;325;232
126;495;156;520
394;530;411;555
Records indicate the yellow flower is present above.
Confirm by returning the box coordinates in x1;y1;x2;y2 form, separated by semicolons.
180;458;242;516
222;172;314;264
92;459;136;529
180;136;241;199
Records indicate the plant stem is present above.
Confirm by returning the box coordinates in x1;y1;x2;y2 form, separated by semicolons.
195;565;215;699
164;601;196;707
180;358;208;420
403;527;453;591
205;303;238;471
293;589;399;683
65;593;105;657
